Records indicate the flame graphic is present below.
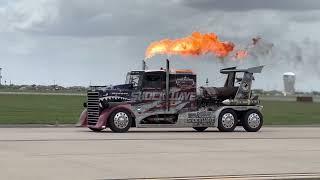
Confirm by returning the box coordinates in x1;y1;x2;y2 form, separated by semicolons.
145;32;235;59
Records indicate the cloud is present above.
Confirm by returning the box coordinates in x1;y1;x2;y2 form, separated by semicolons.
3;0;319;38
2;0;196;37
2;0;59;32
290;11;320;23
0;0;320;91
181;0;320;11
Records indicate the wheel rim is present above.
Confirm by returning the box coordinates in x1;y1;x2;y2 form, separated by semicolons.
114;112;129;129
221;113;235;128
248;113;261;128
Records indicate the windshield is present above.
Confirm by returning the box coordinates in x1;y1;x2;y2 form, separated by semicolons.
125;72;142;87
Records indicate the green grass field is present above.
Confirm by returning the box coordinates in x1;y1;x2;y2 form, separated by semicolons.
0;94;320;125
0;94;85;124
262;101;320;125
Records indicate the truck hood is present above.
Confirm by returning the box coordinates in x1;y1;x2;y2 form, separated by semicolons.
102;83;133;100
112;83;134;90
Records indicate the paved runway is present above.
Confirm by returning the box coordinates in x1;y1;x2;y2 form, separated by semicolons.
0;127;320;180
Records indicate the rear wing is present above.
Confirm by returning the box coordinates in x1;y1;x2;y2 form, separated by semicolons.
220;66;264;99
220;66;264;74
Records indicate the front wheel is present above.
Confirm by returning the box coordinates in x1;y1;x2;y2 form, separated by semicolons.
108;109;132;133
218;109;237;132
242;109;263;132
193;127;208;132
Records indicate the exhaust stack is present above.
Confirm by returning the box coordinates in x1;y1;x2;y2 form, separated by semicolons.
142;60;146;70
166;59;170;111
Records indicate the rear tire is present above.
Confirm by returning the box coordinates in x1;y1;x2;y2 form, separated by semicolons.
108;109;132;133
242;109;263;132
218;109;237;132
193;127;208;132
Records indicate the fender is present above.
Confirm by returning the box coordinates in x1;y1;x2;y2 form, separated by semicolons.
76;109;88;127
93;104;134;129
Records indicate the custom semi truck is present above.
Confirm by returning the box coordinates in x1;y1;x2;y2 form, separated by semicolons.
78;60;264;133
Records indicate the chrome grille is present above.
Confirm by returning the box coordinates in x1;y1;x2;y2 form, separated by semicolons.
87;91;100;126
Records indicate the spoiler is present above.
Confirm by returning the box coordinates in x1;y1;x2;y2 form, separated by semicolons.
220;65;264;74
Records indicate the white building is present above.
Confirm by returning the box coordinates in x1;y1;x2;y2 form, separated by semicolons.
0;68;2;85
283;72;296;96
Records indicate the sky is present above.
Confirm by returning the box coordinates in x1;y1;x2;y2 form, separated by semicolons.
1;0;320;91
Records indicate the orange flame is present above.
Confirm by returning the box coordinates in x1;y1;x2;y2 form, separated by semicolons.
145;32;235;59
231;37;265;60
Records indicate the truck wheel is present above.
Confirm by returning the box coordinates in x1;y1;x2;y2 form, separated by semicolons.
89;127;103;132
108;109;132;133
218;109;237;132
193;127;208;132
242;109;263;132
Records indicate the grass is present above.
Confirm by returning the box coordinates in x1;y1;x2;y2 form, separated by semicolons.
0;94;85;124
0;93;320;125
262;100;320;125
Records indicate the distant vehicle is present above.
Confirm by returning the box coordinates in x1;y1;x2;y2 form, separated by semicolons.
78;60;264;133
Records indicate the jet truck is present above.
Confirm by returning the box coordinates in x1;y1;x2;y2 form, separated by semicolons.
78;60;264;133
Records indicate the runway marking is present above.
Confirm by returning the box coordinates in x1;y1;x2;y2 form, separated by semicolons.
0;137;320;142
103;172;320;180
29;148;320;157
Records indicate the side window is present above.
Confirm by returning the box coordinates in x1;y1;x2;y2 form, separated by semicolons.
143;73;162;89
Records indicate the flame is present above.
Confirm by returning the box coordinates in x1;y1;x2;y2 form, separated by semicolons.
145;32;235;59
234;50;248;59
231;37;263;60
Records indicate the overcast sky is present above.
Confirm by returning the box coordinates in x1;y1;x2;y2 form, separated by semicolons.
1;0;320;91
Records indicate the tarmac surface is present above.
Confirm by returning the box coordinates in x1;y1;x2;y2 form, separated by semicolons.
1;127;320;180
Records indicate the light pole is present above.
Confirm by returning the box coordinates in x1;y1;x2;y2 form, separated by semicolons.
0;68;2;86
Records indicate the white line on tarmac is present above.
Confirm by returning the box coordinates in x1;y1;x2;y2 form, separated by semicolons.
106;172;320;180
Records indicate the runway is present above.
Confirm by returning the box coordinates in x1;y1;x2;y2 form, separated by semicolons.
0;127;320;180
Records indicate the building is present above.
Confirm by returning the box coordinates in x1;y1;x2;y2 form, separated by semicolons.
283;72;295;96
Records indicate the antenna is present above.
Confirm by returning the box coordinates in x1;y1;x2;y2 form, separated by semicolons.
166;59;170;111
0;68;2;86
